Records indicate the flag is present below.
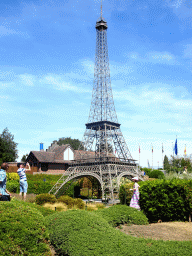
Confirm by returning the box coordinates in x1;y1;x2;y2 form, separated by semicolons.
139;145;140;154
152;145;153;153
147;159;150;168
162;143;164;153
174;138;178;155
184;145;186;155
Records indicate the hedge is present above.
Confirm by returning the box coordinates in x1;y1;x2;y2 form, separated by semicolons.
35;193;57;205
148;170;165;179
6;174;80;196
119;182;134;205
45;209;192;256
0;200;51;255
139;179;192;223
57;195;85;209
95;204;149;227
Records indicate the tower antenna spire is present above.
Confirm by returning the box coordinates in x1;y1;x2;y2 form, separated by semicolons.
101;0;103;18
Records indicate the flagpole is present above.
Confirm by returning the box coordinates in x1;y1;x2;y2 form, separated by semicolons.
162;143;164;169
152;144;153;170
176;135;178;160
139;145;140;171
184;144;186;159
172;142;174;157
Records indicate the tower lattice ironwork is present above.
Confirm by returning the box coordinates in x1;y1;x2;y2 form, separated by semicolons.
49;5;142;201
79;13;134;163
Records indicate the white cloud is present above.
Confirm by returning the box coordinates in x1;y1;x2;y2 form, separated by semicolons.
124;51;178;65
18;74;35;86
172;0;183;9
0;25;29;38
42;74;91;93
146;51;177;65
183;44;192;59
114;84;192;137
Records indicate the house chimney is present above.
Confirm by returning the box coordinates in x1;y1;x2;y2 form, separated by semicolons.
40;143;44;151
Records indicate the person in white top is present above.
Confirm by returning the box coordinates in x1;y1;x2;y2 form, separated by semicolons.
17;162;31;200
130;177;140;210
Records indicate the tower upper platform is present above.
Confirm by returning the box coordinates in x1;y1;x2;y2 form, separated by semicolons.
96;18;108;30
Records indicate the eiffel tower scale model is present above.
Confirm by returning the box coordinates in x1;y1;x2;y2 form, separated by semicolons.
49;5;142;201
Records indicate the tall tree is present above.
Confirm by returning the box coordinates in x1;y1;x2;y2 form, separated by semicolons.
0;128;18;164
57;137;81;150
21;154;29;162
163;155;170;172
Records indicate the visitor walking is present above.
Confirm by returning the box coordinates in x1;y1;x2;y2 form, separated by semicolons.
0;163;11;201
17;162;31;200
130;177;140;210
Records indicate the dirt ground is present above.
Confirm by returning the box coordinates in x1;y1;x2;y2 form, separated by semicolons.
117;222;192;241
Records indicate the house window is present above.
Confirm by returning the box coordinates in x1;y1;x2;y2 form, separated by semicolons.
64;147;74;160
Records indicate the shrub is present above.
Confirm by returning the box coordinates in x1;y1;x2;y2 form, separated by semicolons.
45;209;192;256
44;202;68;212
141;167;152;176
26;174;62;183
25;202;55;217
119;182;134;205
74;198;85;209
0;200;51;255
139;179;192;223
96;204;148;227
6;181;19;193
35;193;56;205
148;170;165;179
96;202;105;209
28;181;53;194
86;203;98;211
57;195;74;208
7;172;19;181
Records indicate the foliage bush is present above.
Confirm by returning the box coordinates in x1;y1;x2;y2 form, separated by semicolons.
119;182;134;205
43;202;68;212
28;180;54;194
26;174;62;183
0;200;51;255
45;209;192;256
6;174;81;196
7;172;19;181
6;181;19;193
141;167;152;176
140;179;192;223
57;195;85;209
74;198;85;209
96;204;149;227
22;201;55;217
57;195;75;208
35;193;57;205
148;170;165;179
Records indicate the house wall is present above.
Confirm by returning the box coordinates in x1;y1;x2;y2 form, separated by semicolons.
34;163;68;175
6;165;37;175
64;147;74;161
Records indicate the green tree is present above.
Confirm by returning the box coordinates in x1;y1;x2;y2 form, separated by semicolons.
140;167;152;176
0;128;18;164
163;155;170;172
57;137;81;150
170;156;183;173
21;154;29;162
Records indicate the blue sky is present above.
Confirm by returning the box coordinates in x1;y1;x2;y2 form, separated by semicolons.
1;0;192;168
